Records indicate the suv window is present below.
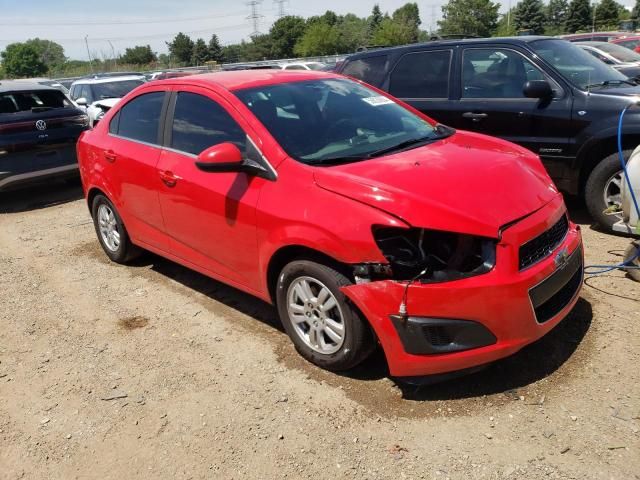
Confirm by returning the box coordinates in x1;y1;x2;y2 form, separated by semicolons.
462;48;545;99
341;55;388;86
111;91;164;144
170;92;246;156
389;50;452;99
79;85;92;103
0;89;72;115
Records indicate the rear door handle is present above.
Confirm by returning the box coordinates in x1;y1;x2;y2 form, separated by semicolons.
104;150;117;163
462;112;488;122
159;170;181;187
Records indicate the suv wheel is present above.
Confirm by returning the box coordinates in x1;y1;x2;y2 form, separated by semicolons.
91;194;141;263
585;152;625;229
276;260;375;371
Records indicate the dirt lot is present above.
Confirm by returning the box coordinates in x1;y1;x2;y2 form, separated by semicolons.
0;180;639;480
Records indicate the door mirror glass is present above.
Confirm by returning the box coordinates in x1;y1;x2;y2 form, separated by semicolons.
76;97;88;106
196;142;244;172
523;80;553;99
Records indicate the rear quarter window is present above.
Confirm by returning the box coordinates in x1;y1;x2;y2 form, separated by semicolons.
389;50;452;99
341;55;388;86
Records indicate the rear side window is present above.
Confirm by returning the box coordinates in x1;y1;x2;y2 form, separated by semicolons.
341;55;388;86
0;90;71;115
170;92;246;156
111;91;164;145
389;50;452;99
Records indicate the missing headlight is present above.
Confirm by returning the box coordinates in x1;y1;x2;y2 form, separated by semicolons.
372;227;496;282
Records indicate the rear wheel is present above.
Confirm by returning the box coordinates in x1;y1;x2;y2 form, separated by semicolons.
276;260;375;371
585;152;625;229
91;194;141;263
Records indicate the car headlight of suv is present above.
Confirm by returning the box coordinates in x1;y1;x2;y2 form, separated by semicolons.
371;227;496;282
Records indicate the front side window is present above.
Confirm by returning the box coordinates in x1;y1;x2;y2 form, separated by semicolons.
234;78;449;165
112;91;164;144
462;48;545;99
341;55;388;86
530;39;628;90
170;92;246;156
390;50;452;99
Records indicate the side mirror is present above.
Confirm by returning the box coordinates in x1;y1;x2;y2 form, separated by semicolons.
75;97;88;106
195;142;244;172
523;80;553;99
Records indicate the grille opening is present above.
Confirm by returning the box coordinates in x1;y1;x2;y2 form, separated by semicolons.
519;215;569;270
533;266;582;323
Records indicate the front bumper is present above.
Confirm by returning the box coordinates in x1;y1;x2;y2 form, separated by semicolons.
341;195;583;378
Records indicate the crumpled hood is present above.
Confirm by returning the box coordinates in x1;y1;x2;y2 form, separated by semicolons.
313;131;559;238
91;98;121;109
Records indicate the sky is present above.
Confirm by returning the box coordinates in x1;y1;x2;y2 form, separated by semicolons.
0;0;636;60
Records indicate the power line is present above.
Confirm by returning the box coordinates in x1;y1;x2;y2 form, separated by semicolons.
246;0;264;37
274;0;288;18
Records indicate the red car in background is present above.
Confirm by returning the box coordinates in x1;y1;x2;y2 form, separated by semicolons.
77;71;583;380
611;35;640;53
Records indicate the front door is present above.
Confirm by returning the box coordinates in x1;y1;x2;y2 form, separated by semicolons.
156;88;264;292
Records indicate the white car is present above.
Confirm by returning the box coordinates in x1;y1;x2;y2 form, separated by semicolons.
280;62;327;71
69;75;145;127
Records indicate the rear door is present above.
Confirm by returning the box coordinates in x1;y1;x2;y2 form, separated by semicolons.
0;89;88;187
106;88;168;249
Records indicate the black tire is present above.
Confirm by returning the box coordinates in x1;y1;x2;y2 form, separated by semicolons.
585;152;625;229
276;260;375;371
91;194;141;264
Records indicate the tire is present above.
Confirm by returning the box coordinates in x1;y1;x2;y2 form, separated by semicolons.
585;152;626;229
624;241;640;282
91;194;141;264
276;260;375;371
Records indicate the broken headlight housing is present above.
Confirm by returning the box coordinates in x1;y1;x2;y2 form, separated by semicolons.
372;227;496;282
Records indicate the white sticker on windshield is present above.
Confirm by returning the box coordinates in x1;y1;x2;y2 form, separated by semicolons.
362;96;394;106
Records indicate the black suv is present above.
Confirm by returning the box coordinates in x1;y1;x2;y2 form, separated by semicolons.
337;36;640;227
0;82;88;191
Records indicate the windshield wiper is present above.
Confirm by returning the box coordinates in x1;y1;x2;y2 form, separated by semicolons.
305;154;369;166
585;79;636;89
364;135;439;158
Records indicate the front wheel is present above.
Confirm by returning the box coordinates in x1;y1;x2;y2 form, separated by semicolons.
585;152;626;229
276;260;375;371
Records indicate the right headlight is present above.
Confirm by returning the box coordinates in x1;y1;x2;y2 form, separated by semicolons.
372;227;496;282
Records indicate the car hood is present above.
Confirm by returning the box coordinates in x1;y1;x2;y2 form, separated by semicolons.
313;132;559;238
91;98;121;109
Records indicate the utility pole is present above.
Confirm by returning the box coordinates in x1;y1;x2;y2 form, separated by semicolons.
84;35;95;74
274;0;287;18
592;1;597;33
246;0;263;37
107;40;117;71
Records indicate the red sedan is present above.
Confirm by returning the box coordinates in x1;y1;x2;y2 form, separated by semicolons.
77;71;583;380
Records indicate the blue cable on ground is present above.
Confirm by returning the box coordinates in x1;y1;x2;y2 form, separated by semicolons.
584;103;640;276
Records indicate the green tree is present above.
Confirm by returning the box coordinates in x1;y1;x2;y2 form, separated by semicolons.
24;38;66;72
120;45;156;65
373;17;418;45
367;4;384;40
595;0;621;29
632;0;640;19
337;14;369;52
294;22;340;56
439;0;500;37
244;34;274;61
513;0;546;34
166;32;194;65
494;8;518;36
191;38;209;65
546;0;569;34
0;43;47;78
269;16;307;58
565;0;593;33
208;34;223;62
392;2;422;43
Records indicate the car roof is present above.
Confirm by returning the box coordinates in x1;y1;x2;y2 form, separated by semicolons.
345;36;555;60
0;80;58;93
152;69;340;91
576;41;610;46
612;35;640;41
72;75;145;85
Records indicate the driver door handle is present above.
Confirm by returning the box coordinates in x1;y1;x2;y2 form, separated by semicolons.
462;112;488;122
103;150;117;163
159;170;181;187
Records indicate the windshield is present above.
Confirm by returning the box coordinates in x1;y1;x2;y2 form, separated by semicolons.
530;39;628;90
594;42;640;62
306;63;325;71
92;80;143;99
0;90;72;115
234;78;445;164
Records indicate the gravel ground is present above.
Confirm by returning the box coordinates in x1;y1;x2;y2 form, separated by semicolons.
0;180;638;480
